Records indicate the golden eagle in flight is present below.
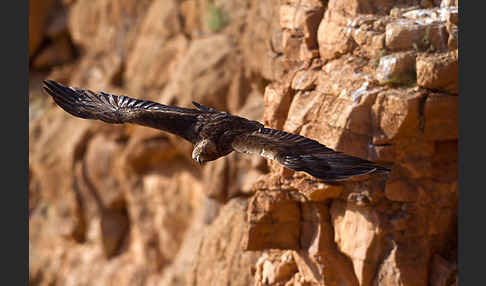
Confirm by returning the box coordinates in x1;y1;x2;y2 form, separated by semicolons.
43;80;390;181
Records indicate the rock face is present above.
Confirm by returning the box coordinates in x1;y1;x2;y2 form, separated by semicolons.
30;1;458;286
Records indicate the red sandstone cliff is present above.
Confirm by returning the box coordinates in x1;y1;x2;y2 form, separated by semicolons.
29;0;458;285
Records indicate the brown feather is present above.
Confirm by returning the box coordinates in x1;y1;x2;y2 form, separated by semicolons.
43;80;202;143
232;128;390;181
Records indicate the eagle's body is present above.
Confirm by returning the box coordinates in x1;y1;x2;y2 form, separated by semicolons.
42;80;390;181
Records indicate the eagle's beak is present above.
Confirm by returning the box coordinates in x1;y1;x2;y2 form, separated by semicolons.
196;157;202;165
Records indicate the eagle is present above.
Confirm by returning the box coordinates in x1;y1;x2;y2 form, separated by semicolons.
42;80;390;181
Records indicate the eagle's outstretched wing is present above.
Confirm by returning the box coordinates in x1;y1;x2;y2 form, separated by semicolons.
232;127;390;181
42;80;202;143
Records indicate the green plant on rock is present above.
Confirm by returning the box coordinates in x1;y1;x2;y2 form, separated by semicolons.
382;72;417;87
204;3;228;32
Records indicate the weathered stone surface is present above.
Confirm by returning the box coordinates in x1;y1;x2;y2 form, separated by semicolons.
293;249;360;286
160;34;236;111
376;52;416;85
295;200;360;286
431;140;458;181
299;203;333;252
299;182;343;202
282;90;324;134
202;151;265;202
69;53;125;90
29;0;56;57
187;198;262;286
446;22;458;50
316;55;378;103
254;251;298;285
353;29;386;59
45;4;69;38
444;7;458;25
99;206;130;259
385;19;448;52
331;200;385;286
369;143;396;162
429;254;457;286
244;191;301;250
291;70;318;91
30;1;458;285
385;179;418;202
31;34;74;70
263;83;294;129
423;93;458;140
417;52;458;94
30;110;98;284
242;0;284;81
123;0;190;91
374;239;431;286
280;0;324;62
121;127;184;174
125;26;187;90
68;0;153;55
390;136;439;179
153;196;210;286
371;89;425;142
129;170;202;263
440;0;457;8
318;20;357;61
83;133;126;206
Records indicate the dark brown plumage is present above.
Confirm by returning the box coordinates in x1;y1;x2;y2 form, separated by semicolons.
42;80;390;181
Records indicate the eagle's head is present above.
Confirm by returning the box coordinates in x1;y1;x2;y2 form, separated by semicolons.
192;139;219;164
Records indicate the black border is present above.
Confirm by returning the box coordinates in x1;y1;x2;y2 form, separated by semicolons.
3;0;28;284
458;0;478;285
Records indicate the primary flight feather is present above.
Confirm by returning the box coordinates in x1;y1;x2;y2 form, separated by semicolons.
42;80;390;181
